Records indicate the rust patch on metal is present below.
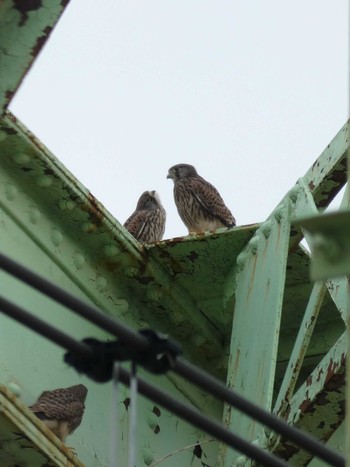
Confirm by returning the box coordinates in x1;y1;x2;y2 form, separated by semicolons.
278;442;299;461
316;366;323;382
80;192;104;227
122;397;130;410
193;442;203;459
13;0;43;26
277;361;345;463
187;251;199;262
153;424;160;434
103;261;123;273
232;348;240;375
136;276;153;285
5;90;15;104
1;125;17;136
299;396;311;413
308;181;315;191
31;26;53;58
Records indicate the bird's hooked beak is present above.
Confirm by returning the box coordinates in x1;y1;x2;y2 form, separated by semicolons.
167;170;173;180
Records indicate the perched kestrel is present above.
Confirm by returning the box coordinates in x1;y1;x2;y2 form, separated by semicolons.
124;190;166;243
167;163;236;233
29;384;88;442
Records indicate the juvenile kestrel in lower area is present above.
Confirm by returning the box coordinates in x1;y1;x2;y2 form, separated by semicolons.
167;163;236;233
124;190;166;244
29;384;88;442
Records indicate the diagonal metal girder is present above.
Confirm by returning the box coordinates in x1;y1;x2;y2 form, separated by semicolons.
0;0;70;115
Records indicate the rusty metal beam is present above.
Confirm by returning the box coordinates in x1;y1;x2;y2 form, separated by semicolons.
0;0;70;115
275;332;346;465
289;120;349;249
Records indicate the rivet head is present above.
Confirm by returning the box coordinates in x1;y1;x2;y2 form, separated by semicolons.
36;176;52;188
236;251;247;269
51;229;63;247
124;267;139;278
7;382;21;397
172;310;185;324
81;222;97;233
5;184;18;201
289;187;299;203
13;153;30;165
261;220;271;238
96;276;108;292
248;236;260;255
141;449;154;465
28;207;41;224
274;205;284;223
192;334;206;346
73;253;85;269
104;244;120;256
58;199;76;211
147;286;162;301
115;298;129;313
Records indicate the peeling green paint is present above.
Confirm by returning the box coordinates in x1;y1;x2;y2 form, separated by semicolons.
0;0;70;114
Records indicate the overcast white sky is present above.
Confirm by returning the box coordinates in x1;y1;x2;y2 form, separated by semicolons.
10;0;349;239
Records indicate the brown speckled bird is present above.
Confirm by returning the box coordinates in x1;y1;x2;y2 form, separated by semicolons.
167;163;236;233
29;384;88;442
124;190;166;243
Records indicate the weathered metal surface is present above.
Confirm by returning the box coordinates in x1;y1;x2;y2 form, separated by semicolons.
301;120;348;209
0;0;70;115
220;203;291;465
0;385;83;466
215;121;348;464
274;281;326;418
289;120;349;249
308;421;345;467
275;332;346;465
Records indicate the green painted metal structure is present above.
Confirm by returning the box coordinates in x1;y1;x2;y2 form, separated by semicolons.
0;1;349;466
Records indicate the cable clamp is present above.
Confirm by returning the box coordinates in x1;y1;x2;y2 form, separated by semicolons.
64;329;182;382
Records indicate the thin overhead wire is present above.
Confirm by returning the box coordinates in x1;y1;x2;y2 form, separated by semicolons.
0;252;345;467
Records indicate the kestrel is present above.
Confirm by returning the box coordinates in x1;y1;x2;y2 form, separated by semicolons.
29;384;88;442
167;163;236;233
124;190;166;243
